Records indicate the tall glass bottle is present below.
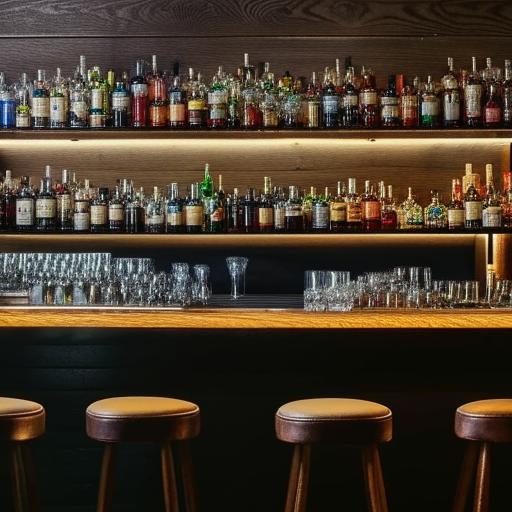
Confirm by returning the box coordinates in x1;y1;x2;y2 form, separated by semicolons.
241;187;258;233
400;188;423;229
330;181;347;232
0;73;15;129
359;68;379;128
69;56;88;128
258;176;274;232
124;183;144;233
442;58;461;128
148;55;168;128
131;59;148;128
322;73;339;129
305;72;321;129
346;178;361;231
88;66;107;128
447;179;465;230
16;176;35;232
227;80;241;129
381;184;397;230
166;182;183;233
108;185;124;232
484;81;502;128
35;165;56;231
168;75;187;128
482;164;502;228
400;79;419;128
464;56;483;127
311;188;330;232
90;187;109;233
188;71;207;129
380;75;400;128
208;67;228;129
111;80;130;128
56;169;73;231
341;66;360;128
31;70;50;128
227;187;242;232
503;59;512;128
145;186;165;233
2;170;16;230
285;186;304;232
302;186;316;231
273;187;286;232
420;75;440;128
361;180;381;231
184;183;203;233
73;181;91;232
424;190;447;229
15;73;31;128
49;68;68;128
464;181;483;229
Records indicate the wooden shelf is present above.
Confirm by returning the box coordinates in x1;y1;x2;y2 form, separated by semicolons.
0;128;511;141
0;307;511;329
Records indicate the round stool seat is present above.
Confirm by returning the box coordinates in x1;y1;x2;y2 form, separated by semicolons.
0;397;45;441
275;398;392;444
456;399;512;443
86;396;200;442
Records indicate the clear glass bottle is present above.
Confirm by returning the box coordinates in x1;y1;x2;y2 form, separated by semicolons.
484;81;502;128
188;70;207;129
311;188;330;231
168;75;187;128
285;186;304;232
166;182;183;233
184;183;203;233
341;66;360;128
330;181;347;232
462;162;481;196
88;66;107;129
482;164;502;228
50;68;68;128
73;181;90;232
31;69;50;128
503;59;512;128
227;187;242;232
380;75;400;128
69;56;89;128
400;187;423;229
359;68;379;128
305;72;321;129
145;186;165;233
131;59;148;128
361;180;381;231
400;79;419;128
90;187;109;233
35;165;56;231
420;75;440;128
464;56;483;128
424;190;447;229
447;178;465;230
273;187;286;232
346;178;361;230
56;169;73;231
208;66;228;129
241;187;258;232
258;176;274;232
15;73;31;128
111;80;130;128
124;183;144;233
464;181;483;229
322;71;339;129
108;185;124;232
16;176;35;231
0;73;16;129
442;57;461;128
381;184;397;230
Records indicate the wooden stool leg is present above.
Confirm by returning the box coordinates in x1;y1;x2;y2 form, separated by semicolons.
452;442;479;512
20;444;40;512
161;442;180;512
97;444;117;512
362;444;388;512
10;444;27;512
473;442;491;512
285;444;311;512
176;441;198;512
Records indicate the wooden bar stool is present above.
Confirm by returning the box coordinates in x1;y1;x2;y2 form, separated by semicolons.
275;398;392;512
453;398;512;512
86;396;200;512
0;397;45;511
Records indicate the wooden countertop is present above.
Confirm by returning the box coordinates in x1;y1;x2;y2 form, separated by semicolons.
0;307;511;329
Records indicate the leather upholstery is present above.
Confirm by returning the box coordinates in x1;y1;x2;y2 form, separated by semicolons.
0;397;45;441
86;396;200;442
275;398;392;444
455;399;512;442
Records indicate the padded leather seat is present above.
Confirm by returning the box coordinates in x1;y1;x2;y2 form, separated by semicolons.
0;397;45;441
86;396;200;442
276;398;392;444
455;398;512;443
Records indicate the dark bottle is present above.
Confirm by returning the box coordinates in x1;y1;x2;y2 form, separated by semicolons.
16;176;35;232
2;170;16;230
361;180;381;231
340;66;359;128
56;169;73;231
90;187;109;233
35;165;57;231
359;68;379;128
258;176;274;233
168;75;186;128
330;181;347;232
380;75;400;128
130;59;148;128
484;82;502;128
108;185;124;232
464;56;483;128
381;183;398;230
311;189;330;232
166;183;183;233
464;181;483;229
226;187;241;232
503;59;512;128
285;185;304;232
184;183;203;233
322;74;339;129
148;55;168;128
124;185;144;233
242;187;258;233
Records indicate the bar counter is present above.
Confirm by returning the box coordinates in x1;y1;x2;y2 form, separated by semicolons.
1;307;512;329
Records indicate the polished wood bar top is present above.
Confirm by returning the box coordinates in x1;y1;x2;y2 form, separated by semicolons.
0;307;511;329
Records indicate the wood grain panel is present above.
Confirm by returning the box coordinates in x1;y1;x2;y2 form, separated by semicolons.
0;36;510;89
2;0;512;37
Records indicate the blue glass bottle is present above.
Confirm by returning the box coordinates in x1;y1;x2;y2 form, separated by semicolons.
0;73;15;128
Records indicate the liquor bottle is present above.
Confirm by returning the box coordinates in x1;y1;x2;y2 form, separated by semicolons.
502;186;512;229
424;190;447;229
48;68;68;129
148;55;168;128
145;186;165;233
0;73;15;129
208;67;228;129
359;68;379;128
69;56;89;128
0;178;5;230
90;187;109;233
285;185;304;232
73;181;91;232
380;75;400;128
56;169;73;231
311;188;329;232
242;53;256;85
168;75;187;128
442;58;461;128
305;72;321;129
400;79;419;128
227;80;241;129
361;180;381;231
483;81;502;128
106;185;123;232
462;163;481;194
420;76;440;128
503;60;512;128
281;81;303;129
88;66;107;128
302;186;316;231
14;73;31;128
35;165;56;231
16;176;35;231
166;182;183;233
400;188;423;229
322;72;339;129
447;179;465;230
482;164;502;228
261;88;279;129
184;183;203;233
200;163;213;200
217;174;226;231
241;187;258;232
258;176;274;232
241;83;262;129
464;57;483;127
2;170;16;229
330;181;347;232
124;183;144;233
227;187;242;232
273;187;286;233
381;184;397;230
111;80;130;128
340;66;360;128
188;70;207;129
464;181;483;229
346;178;361;230
31;70;50;128
206;185;225;233
131;59;148;128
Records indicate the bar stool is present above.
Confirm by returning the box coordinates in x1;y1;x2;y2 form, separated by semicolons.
86;396;200;512
0;397;45;511
453;398;512;512
275;398;392;512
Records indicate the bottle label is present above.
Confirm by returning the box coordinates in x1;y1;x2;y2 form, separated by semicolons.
381;97;399;119
35;198;56;219
32;97;50;118
401;96;418;120
169;104;186;123
263;108;279;127
209;105;226;120
70;100;87;118
167;210;183;226
74;212;90;231
330;202;347;222
188;99;206;110
258;207;273;226
89;113;105;127
306;103;319;128
274;207;285;229
346;203;362;223
185;205;204;226
16;199;34;225
360;91;377;106
312;205;329;229
131;83;148;96
90;89;103;110
483;206;502;227
362;200;381;221
465;201;482;221
210;207;224;222
91;204;107;225
421;98;439;116
285;206;303;217
322;95;339;114
465;85;482;117
147;214;164;225
112;94;130;110
208;91;227;105
57;194;72;220
188;109;204;125
342;94;358;108
448;208;465;228
16;112;30;128
50;97;66;123
443;92;460;121
485;107;501;123
108;204;124;221
149;104;167;126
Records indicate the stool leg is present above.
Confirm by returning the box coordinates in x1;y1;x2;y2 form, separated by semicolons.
362;444;388;512
20;444;41;512
452;442;479;512
97;444;117;512
176;441;198;512
285;444;311;512
473;442;491;512
161;442;180;512
10;444;27;512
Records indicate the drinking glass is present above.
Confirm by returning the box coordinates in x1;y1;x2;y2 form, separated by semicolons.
304;270;326;312
226;257;249;300
192;264;212;306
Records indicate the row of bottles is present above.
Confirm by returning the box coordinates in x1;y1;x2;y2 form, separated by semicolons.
1;163;510;233
1;54;512;129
